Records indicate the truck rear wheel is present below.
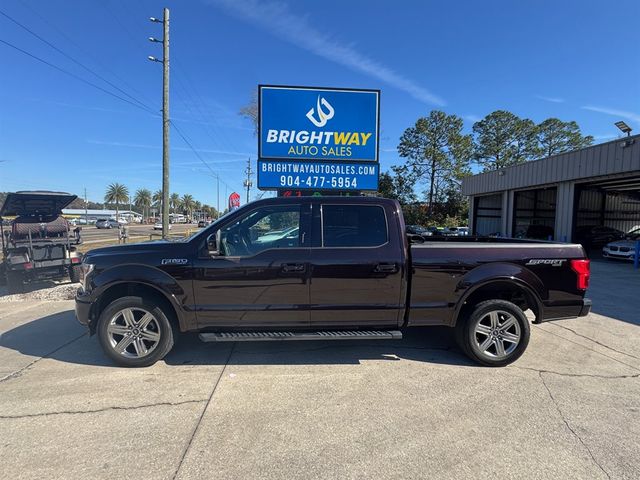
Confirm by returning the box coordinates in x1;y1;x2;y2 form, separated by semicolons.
97;296;175;367
456;300;530;367
6;271;25;295
69;264;82;283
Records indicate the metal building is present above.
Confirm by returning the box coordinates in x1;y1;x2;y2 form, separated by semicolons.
462;134;640;241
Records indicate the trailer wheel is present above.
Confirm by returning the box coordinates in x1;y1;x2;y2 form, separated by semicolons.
6;271;25;294
456;300;530;367
69;264;82;283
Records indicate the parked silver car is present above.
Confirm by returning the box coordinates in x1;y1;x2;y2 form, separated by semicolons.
602;227;640;261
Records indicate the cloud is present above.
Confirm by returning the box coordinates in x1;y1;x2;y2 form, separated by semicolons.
208;0;444;106
582;105;640;125
536;95;565;103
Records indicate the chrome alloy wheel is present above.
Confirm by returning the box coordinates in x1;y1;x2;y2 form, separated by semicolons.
107;307;161;359
473;310;521;359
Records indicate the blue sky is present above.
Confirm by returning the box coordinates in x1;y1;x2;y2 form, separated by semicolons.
1;0;638;206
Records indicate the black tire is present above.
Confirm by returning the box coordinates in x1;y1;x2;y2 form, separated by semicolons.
6;271;25;294
97;296;175;367
69;264;82;283
455;300;530;367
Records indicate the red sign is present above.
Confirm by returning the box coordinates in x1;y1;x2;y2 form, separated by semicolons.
228;192;241;210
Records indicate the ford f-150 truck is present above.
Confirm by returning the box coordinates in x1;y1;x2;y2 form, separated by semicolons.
75;197;591;367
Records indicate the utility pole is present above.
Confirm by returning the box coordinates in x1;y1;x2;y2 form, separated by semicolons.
148;8;170;238
216;174;220;219
84;187;88;225
243;157;253;204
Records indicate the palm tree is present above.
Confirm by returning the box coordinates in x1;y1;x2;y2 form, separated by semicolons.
104;183;129;221
181;194;195;220
151;189;163;218
170;193;180;214
133;188;152;221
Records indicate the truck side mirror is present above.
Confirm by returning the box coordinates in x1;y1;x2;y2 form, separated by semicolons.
207;231;221;256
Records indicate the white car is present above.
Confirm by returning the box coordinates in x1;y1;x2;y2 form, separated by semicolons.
153;222;171;231
602;227;640;261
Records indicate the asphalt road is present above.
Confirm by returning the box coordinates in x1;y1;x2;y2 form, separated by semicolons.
0;259;639;479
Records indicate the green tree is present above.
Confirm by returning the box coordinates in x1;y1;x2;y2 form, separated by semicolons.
181;194;195;219
536;118;594;157
377;166;418;204
104;183;129;221
133;188;152;221
472;110;538;171
397;110;473;216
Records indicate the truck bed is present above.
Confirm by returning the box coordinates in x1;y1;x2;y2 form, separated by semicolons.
407;237;588;327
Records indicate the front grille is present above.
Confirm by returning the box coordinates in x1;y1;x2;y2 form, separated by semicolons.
608;246;619;252
619;247;631;253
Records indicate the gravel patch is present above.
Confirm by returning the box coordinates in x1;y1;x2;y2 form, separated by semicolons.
0;282;80;302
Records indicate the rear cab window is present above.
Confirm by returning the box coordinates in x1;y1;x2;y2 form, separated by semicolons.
321;204;388;247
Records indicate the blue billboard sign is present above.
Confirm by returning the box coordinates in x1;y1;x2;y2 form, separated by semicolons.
257;160;379;191
259;86;379;163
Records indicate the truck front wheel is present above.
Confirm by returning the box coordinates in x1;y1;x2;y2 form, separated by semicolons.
97;296;175;367
456;300;530;367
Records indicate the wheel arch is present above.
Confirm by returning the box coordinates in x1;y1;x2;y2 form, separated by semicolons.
453;278;543;327
89;281;184;335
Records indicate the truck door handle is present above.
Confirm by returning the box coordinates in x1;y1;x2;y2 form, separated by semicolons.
374;263;398;273
282;263;306;272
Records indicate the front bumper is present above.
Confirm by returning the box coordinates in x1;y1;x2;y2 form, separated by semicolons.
75;287;93;328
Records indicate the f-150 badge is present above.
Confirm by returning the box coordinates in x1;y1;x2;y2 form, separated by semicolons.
161;258;188;265
526;259;565;267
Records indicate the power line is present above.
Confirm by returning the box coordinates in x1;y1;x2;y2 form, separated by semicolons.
170;120;233;193
16;0;156;108
0;38;158;115
0;8;153;112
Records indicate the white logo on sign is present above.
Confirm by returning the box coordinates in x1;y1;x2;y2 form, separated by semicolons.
306;96;335;127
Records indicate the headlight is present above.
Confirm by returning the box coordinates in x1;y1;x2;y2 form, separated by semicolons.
80;263;95;291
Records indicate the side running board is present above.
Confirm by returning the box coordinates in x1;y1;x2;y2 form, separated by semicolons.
199;330;402;342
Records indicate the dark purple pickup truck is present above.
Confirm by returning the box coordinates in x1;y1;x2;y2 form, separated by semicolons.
75;197;591;367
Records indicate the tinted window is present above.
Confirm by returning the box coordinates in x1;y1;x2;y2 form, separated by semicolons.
219;205;300;256
322;205;387;247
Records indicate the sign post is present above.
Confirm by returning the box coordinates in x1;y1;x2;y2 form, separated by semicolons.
258;85;380;193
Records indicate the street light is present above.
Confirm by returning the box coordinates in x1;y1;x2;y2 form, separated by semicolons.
614;121;632;137
147;55;162;63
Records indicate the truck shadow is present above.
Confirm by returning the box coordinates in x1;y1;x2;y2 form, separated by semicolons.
0;309;475;368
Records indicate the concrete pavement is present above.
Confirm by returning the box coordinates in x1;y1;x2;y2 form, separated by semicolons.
0;259;639;479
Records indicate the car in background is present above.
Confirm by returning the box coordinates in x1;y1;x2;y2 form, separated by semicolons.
575;225;624;249
153;222;171;231
447;226;469;236
198;220;210;228
95;219;121;229
406;225;431;236
602;227;640;261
